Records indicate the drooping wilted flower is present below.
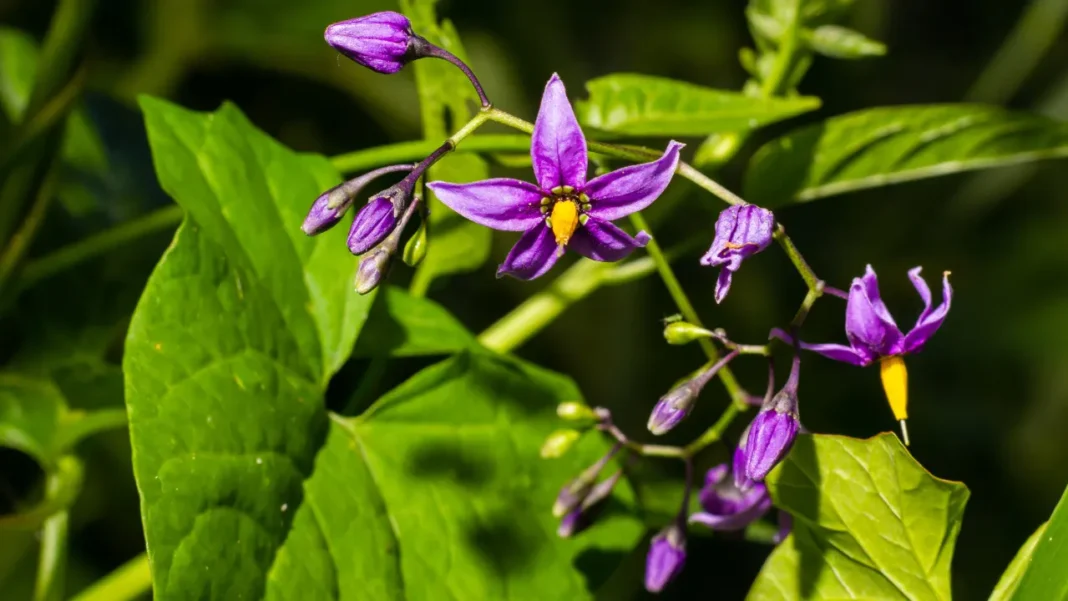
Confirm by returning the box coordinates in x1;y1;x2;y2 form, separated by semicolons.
744;353;801;482
689;461;772;531
700;204;775;303
302;164;414;235
644;523;686;593
647;351;739;435
428;74;682;280
325;12;419;74
783;265;952;443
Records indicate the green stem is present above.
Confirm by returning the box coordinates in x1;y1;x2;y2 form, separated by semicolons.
773;224;820;291
69;552;152;601
32;457;83;601
0;168;57;295
760;0;803;98
684;403;741;457
18;204;184;289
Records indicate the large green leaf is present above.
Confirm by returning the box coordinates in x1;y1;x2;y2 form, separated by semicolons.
990;522;1046;600
138;97;371;381
1006;482;1068;600
744;105;1068;207
575;74;820;137
747;433;969;600
352;286;476;358
402;0;491;286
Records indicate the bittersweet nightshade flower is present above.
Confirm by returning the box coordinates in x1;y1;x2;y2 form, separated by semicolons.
648;351;739;435
690;461;772;531
302;164;414;236
744;353;801;482
644;523;686;593
428;74;682;280
782;265;952;444
325;12;418;74
700;204;775;303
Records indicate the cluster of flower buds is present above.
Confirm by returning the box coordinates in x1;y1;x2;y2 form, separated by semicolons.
551;442;623;538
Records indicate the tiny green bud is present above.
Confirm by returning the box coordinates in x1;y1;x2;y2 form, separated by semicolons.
557;401;596;421
806;25;887;59
664;321;715;345
402;220;428;266
541;429;581;459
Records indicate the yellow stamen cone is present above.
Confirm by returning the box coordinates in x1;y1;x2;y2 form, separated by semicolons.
880;356;910;445
550;201;580;246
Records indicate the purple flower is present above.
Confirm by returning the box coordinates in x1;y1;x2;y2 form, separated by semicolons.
302;164;414;236
428;74;682;280
744;354;801;482
325;12;416;74
644;524;686;593
690;462;772;532
784;265;951;443
700;205;775;303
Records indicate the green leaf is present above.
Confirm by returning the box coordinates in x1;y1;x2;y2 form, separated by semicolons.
401;0;492;285
744;105;1068;207
352;285;476;357
1005;481;1068;600
747;433;969;600
806;25;886;59
990;522;1046;600
0;27;36;120
138;97;372;381
575;74;820;137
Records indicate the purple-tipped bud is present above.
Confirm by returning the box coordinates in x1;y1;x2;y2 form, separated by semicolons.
302;164;414;235
647;384;697;435
325;12;418;74
557;470;621;538
644;524;686;593
348;197;398;255
553;445;619;517
355;246;391;295
700;204;775;303
744;354;801;482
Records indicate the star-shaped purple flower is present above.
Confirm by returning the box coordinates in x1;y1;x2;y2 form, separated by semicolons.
428;74;682;280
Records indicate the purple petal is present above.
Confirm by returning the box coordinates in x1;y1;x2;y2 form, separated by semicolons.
690;487;772;532
714;269;733;304
845;268;905;357
903;270;952;353
568;217;649;262
347;198;396;255
583;141;683;221
531;74;587;190
705;464;730;488
497;226;560;280
744;410;800;482
325;12;413;74
797;341;872;366
427;179;545;231
908;266;933;322
644;527;686;593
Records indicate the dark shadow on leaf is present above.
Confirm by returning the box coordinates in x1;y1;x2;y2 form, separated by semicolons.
465;512;539;576
788;434;823;598
405;439;495;488
351;290;408;358
745;122;824;208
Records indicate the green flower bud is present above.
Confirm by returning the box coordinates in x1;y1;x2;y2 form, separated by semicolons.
541;429;581;459
557;401;596;421
663;321;715;345
402;220;428;266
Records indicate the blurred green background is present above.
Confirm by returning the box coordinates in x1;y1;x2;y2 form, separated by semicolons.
2;0;1068;599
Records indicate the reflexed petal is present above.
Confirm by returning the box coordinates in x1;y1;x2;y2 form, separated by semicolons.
798;341;872;366
908;267;933;322
583;141;683;221
903;270;952;353
427;179;544;231
690;487;772;531
714;269;733;304
497;226;560;280
531;74;588;190
569;217;650;262
845;273;904;357
347;198;396;255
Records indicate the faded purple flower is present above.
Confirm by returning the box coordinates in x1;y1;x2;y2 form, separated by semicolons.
428;74;682;280
647;350;739;436
325;12;417;74
302;164;414;235
700;205;775;303
778;265;952;443
690;462;772;532
645;524;686;593
744;353;801;482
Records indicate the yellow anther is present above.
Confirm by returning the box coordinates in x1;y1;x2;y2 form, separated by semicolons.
880;355;910;445
550;201;580;246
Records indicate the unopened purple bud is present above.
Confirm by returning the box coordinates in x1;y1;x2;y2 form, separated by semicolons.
355;246;391;295
700;204;775;303
325;12;418;74
302;164;414;235
647;384;697;435
553;445;619;517
744;400;800;482
348;197;398;255
556;470;621;538
644;524;686;593
557;509;586;538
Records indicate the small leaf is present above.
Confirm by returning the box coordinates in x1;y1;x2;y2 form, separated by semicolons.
990;522;1046;600
745;105;1068;207
747;433;969;600
0;375;67;468
576;74;820;137
806;25;887;59
352;285;476;357
1005;481;1068;600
